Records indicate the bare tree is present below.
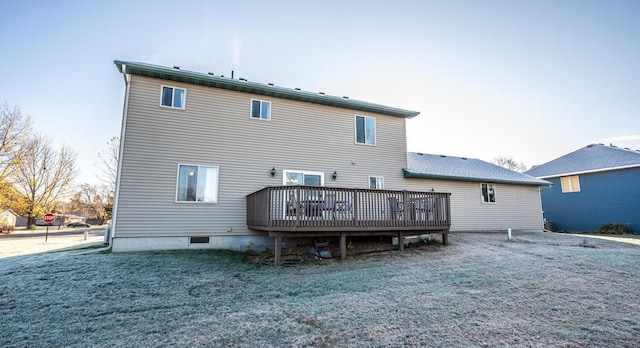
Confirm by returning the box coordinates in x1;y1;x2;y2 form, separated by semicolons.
96;136;119;193
0;103;31;182
493;156;528;172
12;133;78;228
69;183;112;224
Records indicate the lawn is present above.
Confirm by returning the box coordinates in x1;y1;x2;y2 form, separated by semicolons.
1;232;639;347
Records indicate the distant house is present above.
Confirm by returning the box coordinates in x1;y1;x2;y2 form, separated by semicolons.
0;209;18;231
525;144;640;233
403;153;550;232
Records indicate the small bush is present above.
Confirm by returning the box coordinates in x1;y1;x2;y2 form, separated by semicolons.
598;223;629;234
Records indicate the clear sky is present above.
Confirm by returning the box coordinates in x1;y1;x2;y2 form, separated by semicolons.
2;0;639;185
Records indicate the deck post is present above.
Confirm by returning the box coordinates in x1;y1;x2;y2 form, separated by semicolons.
398;232;405;251
442;232;448;245
274;236;282;266
340;232;347;259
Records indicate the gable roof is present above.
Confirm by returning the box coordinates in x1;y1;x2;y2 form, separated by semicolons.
114;60;420;119
524;144;640;178
404;152;550;186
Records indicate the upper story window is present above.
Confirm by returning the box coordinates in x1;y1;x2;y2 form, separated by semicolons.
369;176;384;189
560;175;580;193
355;115;376;145
161;86;186;109
481;183;496;203
251;99;271;120
176;164;219;203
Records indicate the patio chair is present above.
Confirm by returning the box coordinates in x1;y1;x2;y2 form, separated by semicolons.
388;197;404;220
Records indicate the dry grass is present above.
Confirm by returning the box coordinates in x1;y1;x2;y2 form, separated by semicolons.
1;232;639;347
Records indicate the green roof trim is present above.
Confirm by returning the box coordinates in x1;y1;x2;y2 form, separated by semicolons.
114;60;420;118
403;169;550;186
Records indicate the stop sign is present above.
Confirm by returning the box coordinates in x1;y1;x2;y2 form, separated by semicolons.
43;213;55;224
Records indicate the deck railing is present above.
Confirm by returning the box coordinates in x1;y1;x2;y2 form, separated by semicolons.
247;185;451;232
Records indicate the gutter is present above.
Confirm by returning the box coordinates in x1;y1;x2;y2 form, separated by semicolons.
403;169;551;187
108;64;131;249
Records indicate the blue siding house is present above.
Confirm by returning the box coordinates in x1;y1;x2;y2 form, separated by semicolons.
525;144;640;233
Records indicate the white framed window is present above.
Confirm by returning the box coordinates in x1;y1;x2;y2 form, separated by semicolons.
251;99;271;120
283;169;324;203
161;86;186;109
176;164;219;203
355;115;376;145
282;170;324;187
368;176;384;189
560;175;580;193
481;183;496;203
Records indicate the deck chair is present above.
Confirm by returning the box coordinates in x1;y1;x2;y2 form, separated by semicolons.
333;194;353;220
323;194;337;219
287;192;300;217
388;197;404;220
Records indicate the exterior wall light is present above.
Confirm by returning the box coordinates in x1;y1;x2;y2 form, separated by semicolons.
332;171;338;180
270;167;276;177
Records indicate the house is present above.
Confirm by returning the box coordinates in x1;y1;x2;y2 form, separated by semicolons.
403;152;550;232
110;61;450;252
0;209;18;232
525;143;640;233
111;60;546;256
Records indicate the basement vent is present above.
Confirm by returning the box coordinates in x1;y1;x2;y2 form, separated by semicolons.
190;236;210;244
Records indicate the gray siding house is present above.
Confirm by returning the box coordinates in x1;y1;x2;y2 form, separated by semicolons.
112;61;424;252
112;60;548;253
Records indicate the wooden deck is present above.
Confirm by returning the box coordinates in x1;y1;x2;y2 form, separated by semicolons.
246;185;451;265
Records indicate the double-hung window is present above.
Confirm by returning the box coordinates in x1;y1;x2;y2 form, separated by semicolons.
560;175;580;193
251;99;271;120
176;164;219;203
481;183;496;203
369;176;384;189
161;86;186;109
355;115;376;145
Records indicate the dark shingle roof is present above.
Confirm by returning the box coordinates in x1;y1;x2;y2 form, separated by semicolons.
404;152;550;186
114;60;420;118
524;144;640;178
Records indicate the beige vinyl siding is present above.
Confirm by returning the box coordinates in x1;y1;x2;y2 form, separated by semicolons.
403;178;543;231
115;76;409;238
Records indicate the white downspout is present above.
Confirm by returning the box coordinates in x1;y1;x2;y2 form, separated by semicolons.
109;64;131;250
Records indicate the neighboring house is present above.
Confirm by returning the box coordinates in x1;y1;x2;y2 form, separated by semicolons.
403;152;550;232
0;209;18;231
525;143;640;233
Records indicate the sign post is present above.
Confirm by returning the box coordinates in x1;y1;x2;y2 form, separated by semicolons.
43;213;55;242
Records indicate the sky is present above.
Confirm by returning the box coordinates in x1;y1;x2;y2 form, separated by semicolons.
1;0;639;185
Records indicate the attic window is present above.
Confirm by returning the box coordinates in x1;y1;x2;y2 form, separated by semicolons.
560;175;580;193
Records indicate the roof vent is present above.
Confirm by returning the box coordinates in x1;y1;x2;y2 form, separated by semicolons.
268;83;274;86
295;87;301;90
207;72;214;75
587;144;593;147
221;75;225;77
417;152;423;155
319;92;325;95
598;143;604;145
173;66;180;69
461;157;467;160
624;147;630;150
239;78;246;81
343;96;349;99
440;155;446;158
